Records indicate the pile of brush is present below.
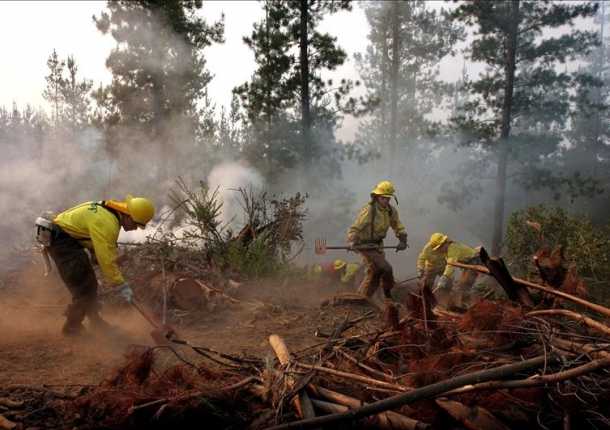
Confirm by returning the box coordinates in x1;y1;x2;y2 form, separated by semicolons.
16;246;610;429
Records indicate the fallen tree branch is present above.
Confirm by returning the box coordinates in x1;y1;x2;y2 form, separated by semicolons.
443;356;610;395
308;385;430;430
294;362;409;392
526;309;610;338
449;261;610;318
435;399;510;430
550;338;610;359
265;355;548;430
128;376;259;414
334;348;395;382
269;334;316;420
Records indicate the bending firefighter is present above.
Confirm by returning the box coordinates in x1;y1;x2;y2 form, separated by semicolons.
308;259;363;290
35;196;155;336
347;181;408;301
416;232;480;309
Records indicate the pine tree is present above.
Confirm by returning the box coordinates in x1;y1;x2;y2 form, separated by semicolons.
61;56;93;130
42;50;65;126
571;2;610;160
93;0;224;181
234;0;353;181
451;0;599;254
354;1;462;170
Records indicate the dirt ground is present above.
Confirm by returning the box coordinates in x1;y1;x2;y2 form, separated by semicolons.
0;259;373;388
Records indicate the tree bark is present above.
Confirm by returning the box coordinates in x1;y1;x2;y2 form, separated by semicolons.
491;0;520;256
299;0;312;164
448;260;610;318
269;334;316;420
443;356;610;395
389;1;401;166
265;355;547;430
295;362;409;391
526;309;610;337
308;385;430;430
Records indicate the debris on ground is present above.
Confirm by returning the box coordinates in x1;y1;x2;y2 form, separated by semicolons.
5;245;610;429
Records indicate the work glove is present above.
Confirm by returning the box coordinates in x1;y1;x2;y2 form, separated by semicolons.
436;275;450;292
396;233;408;252
118;282;134;303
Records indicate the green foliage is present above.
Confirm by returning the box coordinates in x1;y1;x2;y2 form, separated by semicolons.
165;179;307;280
43;50;93;129
451;0;599;156
222;232;286;279
94;0;224;123
233;0;357;180
168;177;225;246
446;1;601;252
354;1;463;158
93;0;225;182
505;205;610;280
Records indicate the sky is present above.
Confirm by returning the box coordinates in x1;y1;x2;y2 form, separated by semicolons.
0;1;369;111
0;1;462;141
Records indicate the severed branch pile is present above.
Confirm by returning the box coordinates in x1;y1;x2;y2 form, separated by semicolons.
257;247;610;429
7;247;610;429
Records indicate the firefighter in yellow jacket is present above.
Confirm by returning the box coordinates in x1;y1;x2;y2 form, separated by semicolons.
38;196;155;336
347;181;408;300
308;259;363;290
417;232;479;308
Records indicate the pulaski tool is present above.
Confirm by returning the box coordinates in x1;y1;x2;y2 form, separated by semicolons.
130;295;178;345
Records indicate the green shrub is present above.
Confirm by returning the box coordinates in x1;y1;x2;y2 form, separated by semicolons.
163;178;307;280
505;205;610;282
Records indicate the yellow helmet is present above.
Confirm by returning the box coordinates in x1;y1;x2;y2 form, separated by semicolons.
429;232;449;250
371;180;395;197
126;195;155;227
333;259;347;271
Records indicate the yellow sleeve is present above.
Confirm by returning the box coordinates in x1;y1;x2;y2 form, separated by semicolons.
443;244;475;278
347;206;370;243
454;243;478;261
417;246;430;271
390;207;406;237
443;256;456;278
341;263;360;284
89;218;125;286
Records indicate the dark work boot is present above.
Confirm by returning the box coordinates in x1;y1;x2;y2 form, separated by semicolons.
85;301;118;335
88;312;116;334
62;303;86;337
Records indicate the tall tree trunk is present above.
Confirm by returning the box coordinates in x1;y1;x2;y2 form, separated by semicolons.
492;0;520;256
299;0;312;164
375;12;390;173
380;21;389;145
594;1;606;145
389;1;401;166
152;73;167;181
264;1;273;179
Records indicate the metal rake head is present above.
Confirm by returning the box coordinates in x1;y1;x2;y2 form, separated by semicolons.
314;238;327;255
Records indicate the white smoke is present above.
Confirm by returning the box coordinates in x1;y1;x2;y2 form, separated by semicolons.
207;161;264;228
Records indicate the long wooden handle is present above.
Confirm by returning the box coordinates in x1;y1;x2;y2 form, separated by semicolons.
449;261;610;318
326;245;398;250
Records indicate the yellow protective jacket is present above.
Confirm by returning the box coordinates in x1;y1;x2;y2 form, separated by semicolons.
53;201;125;286
347;201;406;245
341;263;361;284
444;243;478;278
416;243;447;273
417;242;478;279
